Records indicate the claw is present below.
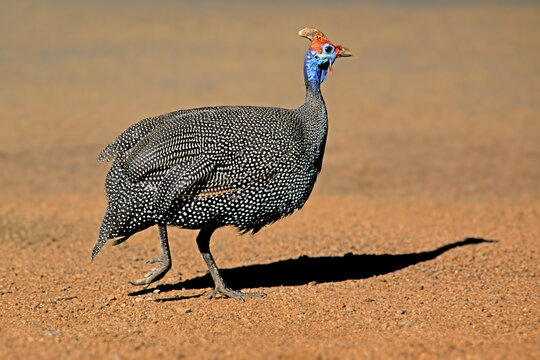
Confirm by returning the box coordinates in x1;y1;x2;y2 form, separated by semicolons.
145;257;161;265
130;255;171;288
209;284;266;302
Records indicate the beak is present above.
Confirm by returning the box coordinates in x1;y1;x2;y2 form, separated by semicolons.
338;46;353;57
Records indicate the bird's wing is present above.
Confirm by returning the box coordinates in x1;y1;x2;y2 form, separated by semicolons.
98;109;197;162
121;124;204;182
120;106;302;196
153;156;215;213
98;116;168;162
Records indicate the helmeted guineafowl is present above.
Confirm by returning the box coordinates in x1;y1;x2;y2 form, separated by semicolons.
92;28;352;301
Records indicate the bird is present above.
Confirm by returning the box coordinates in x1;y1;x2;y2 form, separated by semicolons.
92;27;352;301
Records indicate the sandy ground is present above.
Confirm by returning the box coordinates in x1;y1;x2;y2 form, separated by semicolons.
1;1;539;359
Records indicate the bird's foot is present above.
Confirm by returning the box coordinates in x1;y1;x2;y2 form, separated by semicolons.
130;255;171;288
209;284;266;302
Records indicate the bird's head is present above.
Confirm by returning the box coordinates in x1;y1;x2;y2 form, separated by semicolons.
299;27;352;88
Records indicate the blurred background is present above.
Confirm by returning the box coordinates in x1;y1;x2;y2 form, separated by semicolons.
2;0;538;204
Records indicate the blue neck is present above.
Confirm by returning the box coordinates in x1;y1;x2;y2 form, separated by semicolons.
304;49;329;95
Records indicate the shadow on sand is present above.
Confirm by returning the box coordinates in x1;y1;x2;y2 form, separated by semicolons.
130;237;496;297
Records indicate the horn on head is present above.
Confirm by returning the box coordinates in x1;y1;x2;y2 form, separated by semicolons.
298;28;326;42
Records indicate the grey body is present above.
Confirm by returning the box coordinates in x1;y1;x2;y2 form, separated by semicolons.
93;91;327;258
91;27;351;300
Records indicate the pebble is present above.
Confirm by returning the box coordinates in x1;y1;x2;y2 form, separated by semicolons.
43;329;59;337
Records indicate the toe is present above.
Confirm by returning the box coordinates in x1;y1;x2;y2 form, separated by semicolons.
210;285;267;302
130;278;151;288
241;291;266;298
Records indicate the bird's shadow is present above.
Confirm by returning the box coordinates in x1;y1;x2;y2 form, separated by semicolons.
130;237;496;297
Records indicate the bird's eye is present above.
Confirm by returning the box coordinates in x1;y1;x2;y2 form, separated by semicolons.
324;45;334;54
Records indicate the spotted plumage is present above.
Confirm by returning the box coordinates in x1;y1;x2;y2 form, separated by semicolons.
92;28;352;301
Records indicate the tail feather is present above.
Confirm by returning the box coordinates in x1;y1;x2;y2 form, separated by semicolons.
91;235;107;259
93;161;160;260
98;115;170;162
92;187;157;260
92;206;114;259
92;203;129;259
92;236;107;260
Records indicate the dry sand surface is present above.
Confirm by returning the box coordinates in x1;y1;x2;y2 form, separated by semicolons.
1;1;539;359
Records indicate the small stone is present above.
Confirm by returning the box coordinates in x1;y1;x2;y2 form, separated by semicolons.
153;289;161;294
182;308;192;314
308;281;317;286
344;307;354;312
43;329;59;337
400;320;413;327
135;297;144;302
399;310;406;315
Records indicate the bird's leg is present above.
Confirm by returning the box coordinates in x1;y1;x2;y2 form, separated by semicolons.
130;223;172;288
196;228;266;302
